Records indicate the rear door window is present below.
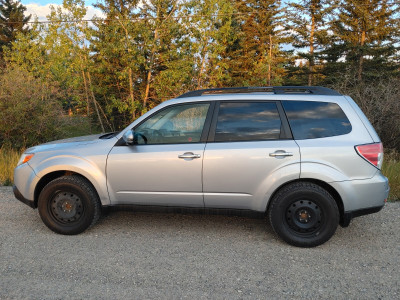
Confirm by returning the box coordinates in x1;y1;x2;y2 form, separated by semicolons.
214;102;282;142
282;101;352;139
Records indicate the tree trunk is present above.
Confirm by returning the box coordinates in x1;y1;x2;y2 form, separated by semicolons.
128;67;135;120
81;69;91;117
144;28;159;110
197;38;208;88
358;30;366;81
86;71;105;132
117;19;136;120
309;3;316;86
267;34;272;86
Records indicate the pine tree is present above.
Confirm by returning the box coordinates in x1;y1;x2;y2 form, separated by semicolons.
286;0;331;85
323;0;399;84
231;0;288;86
139;0;194;108
91;0;143;123
0;0;31;57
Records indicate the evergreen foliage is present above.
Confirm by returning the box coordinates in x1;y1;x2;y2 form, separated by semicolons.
0;0;30;59
286;0;332;85
322;0;399;84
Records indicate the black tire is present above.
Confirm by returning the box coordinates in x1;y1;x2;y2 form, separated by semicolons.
38;175;101;235
268;182;339;247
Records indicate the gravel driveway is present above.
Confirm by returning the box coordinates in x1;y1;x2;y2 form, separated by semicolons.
1;186;399;299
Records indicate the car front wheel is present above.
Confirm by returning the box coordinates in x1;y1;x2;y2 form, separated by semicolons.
38;175;101;235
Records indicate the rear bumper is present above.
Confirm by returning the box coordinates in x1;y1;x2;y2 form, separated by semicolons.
340;204;384;227
331;172;389;212
13;185;35;209
332;171;389;227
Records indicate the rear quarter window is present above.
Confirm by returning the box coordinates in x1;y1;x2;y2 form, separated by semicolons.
282;101;352;139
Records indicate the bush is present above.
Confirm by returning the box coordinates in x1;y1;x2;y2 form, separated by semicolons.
331;78;400;152
0;146;23;186
0;67;64;148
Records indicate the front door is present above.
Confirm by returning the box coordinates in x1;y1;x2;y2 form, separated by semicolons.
107;102;211;207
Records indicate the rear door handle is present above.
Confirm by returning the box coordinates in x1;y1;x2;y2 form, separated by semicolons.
269;151;293;157
178;152;201;159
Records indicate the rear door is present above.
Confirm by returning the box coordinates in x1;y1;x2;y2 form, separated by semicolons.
203;101;300;211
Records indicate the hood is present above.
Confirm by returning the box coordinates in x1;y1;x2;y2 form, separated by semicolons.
26;133;106;153
42;133;104;145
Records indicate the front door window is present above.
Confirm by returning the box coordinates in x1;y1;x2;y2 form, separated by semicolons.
135;103;210;145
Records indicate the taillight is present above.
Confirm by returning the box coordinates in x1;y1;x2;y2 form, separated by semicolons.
355;143;383;169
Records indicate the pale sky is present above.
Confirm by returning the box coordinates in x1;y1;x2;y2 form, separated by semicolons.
21;0;102;21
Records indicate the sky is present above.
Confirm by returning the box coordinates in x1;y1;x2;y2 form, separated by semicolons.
21;0;102;21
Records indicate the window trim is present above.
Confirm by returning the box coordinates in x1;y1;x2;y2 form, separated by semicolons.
206;100;293;143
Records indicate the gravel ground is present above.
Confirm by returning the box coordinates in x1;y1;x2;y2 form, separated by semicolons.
1;186;399;299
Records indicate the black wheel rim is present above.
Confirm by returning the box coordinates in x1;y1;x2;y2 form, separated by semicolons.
49;191;84;224
285;200;323;236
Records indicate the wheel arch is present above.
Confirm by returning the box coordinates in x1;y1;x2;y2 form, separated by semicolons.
266;178;346;226
34;171;102;208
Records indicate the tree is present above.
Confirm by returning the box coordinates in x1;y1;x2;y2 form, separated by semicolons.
91;0;143;123
91;0;196;127
231;0;288;86
0;0;31;60
323;0;399;84
183;0;240;88
286;0;331;85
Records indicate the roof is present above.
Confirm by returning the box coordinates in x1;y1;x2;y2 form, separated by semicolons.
177;86;341;98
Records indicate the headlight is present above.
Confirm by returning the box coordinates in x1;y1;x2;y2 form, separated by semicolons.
17;153;35;166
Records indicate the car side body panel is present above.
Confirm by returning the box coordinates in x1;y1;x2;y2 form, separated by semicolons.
203;140;301;211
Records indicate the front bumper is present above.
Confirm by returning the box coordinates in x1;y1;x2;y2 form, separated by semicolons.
13;185;35;209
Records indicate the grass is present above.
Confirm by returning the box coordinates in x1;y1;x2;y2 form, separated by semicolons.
0;146;399;202
382;151;400;201
0;146;24;186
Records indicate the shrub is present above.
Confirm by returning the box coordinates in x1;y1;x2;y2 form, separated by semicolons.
332;78;400;152
0;67;63;148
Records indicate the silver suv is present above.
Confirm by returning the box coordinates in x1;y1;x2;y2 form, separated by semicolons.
13;86;389;247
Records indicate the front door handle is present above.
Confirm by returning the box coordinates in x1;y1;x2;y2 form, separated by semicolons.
178;152;201;159
269;151;293;157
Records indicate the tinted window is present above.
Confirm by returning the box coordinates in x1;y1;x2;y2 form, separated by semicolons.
282;101;352;139
215;102;281;142
135;103;210;144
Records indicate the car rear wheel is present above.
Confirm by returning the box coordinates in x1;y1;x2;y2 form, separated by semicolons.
269;182;339;247
38;175;101;235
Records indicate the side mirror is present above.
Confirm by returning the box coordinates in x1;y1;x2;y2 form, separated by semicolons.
122;129;134;145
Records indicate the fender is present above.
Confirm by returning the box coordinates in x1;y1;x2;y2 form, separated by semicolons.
31;155;110;206
254;161;301;212
258;161;348;213
300;161;349;183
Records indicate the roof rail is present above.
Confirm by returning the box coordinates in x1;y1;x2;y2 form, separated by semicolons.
177;86;341;98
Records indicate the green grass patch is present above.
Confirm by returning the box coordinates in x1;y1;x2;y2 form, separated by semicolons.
382;151;400;202
0;146;24;186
